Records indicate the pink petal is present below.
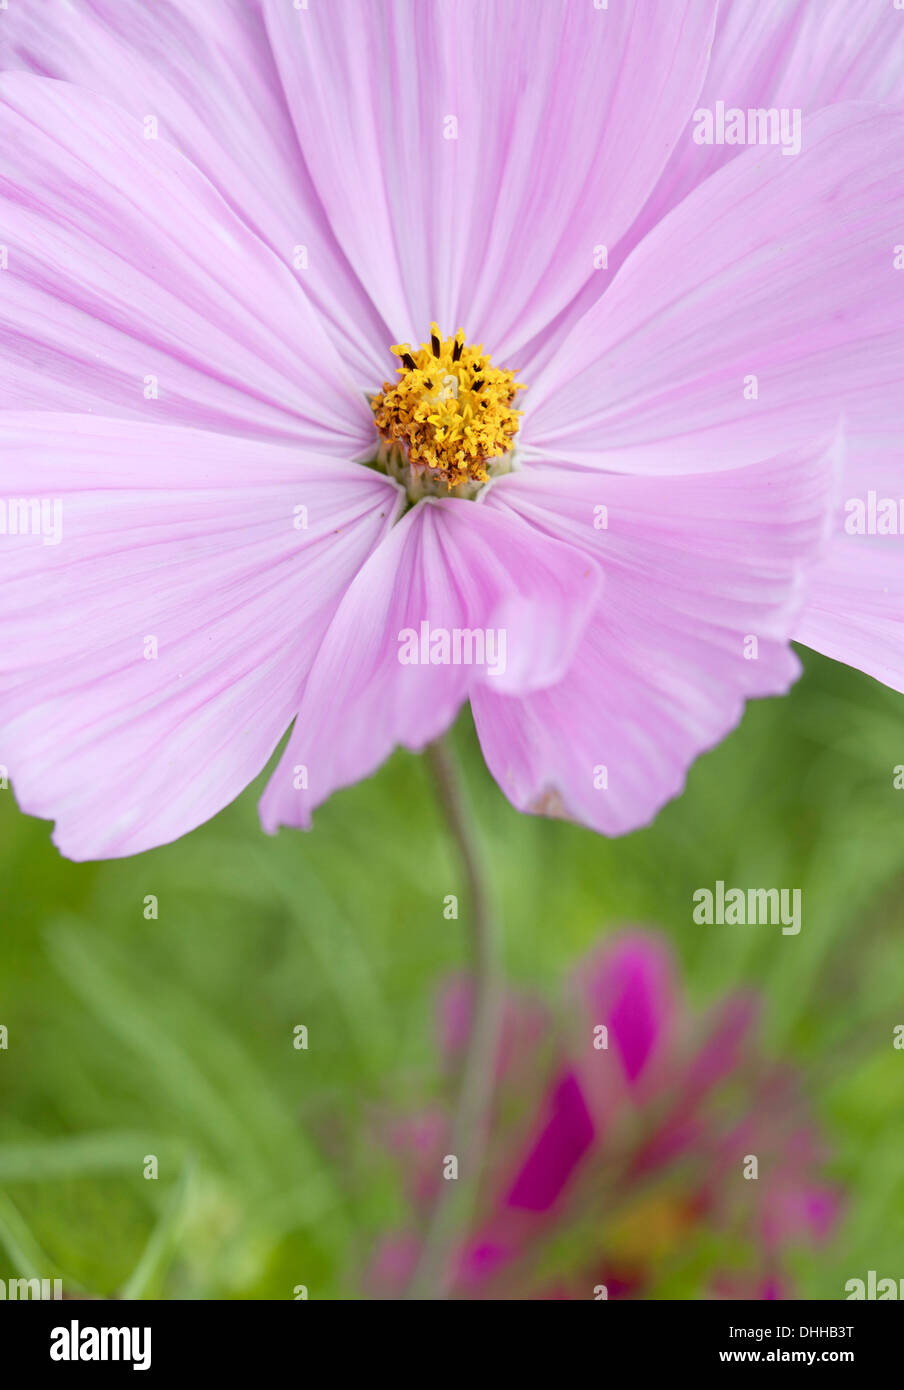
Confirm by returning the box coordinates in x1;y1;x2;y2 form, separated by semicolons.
533;0;904;373
261;0;717;361
438;975;549;1087
761;1180;842;1252
259;498;600;832
0;73;373;455
505;1070;595;1213
619;0;904;272
683;994;760;1102
456;1239;512;1288
522;105;904;477
0;0;388;385
710;0;904;106
366;1234;420;1296
580;936;678;1088
472;443;836;835
0;414;401;859
795;529;904;693
586;26;904;694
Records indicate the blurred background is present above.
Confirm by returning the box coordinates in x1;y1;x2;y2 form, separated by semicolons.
1;646;902;1300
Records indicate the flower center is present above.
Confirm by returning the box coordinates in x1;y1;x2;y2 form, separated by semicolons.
370;324;524;500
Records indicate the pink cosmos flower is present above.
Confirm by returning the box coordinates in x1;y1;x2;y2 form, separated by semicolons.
0;1;903;859
368;932;842;1300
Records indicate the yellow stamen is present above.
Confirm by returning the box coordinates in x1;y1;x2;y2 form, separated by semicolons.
370;323;524;491
606;1193;701;1266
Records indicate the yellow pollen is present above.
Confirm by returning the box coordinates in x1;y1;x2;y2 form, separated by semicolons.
370;323;524;491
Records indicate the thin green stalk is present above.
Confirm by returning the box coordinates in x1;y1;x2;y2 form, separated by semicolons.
406;736;503;1299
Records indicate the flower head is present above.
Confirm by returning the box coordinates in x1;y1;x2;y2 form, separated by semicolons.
0;2;901;858
368;933;842;1300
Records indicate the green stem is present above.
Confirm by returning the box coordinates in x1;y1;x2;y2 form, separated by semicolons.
406;735;503;1300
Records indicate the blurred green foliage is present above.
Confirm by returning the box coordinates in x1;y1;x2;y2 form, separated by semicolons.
1;648;902;1299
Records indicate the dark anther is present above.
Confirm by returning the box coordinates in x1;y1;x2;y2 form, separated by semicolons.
472;378;483;391
401;352;417;371
452;338;463;362
431;332;441;356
